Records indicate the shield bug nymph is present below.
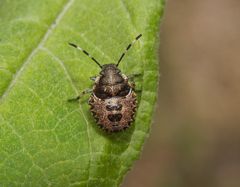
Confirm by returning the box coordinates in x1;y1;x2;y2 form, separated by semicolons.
68;34;142;132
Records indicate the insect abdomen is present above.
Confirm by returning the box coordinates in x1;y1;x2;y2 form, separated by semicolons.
89;91;137;132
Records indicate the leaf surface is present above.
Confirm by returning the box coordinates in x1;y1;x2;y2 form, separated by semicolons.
0;0;164;186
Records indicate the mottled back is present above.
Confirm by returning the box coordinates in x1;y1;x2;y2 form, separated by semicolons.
94;64;130;99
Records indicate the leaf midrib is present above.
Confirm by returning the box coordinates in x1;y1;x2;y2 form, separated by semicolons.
0;0;75;102
0;0;94;184
40;47;94;186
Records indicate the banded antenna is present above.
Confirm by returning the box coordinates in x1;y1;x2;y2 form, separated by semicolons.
68;42;102;68
116;34;142;67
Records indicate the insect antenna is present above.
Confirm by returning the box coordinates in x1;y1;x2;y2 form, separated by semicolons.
116;34;142;67
68;42;102;68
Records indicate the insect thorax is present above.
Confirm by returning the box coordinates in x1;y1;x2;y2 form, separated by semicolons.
93;64;131;99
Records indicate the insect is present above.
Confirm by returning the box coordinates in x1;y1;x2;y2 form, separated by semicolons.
68;34;142;132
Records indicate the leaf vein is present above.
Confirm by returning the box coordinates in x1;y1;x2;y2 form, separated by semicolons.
41;47;93;186
120;0;136;31
0;0;75;102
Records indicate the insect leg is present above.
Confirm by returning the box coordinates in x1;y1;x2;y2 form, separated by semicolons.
68;88;92;102
127;73;142;92
90;76;97;81
127;73;142;81
135;89;142;93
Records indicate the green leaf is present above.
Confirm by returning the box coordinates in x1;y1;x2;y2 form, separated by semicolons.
0;0;164;186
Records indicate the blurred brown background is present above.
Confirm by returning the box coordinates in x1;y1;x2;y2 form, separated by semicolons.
123;0;240;187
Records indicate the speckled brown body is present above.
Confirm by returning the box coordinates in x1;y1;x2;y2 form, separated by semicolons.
89;64;137;132
68;34;142;132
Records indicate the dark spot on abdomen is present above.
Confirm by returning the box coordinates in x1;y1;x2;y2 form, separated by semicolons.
108;114;122;122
